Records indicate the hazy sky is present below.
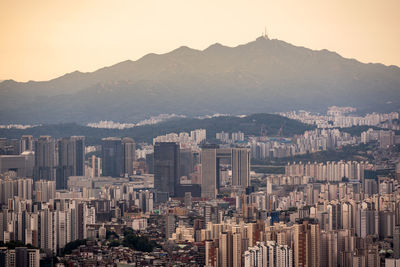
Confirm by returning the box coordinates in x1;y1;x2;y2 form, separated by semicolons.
1;0;399;82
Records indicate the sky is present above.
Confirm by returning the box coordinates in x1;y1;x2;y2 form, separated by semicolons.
0;0;399;82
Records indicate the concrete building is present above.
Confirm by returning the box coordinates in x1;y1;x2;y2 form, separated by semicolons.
201;146;250;199
244;241;293;267
101;137;123;177
122;137;136;177
0;151;34;177
231;148;250;188
57;136;85;189
34;180;56;202
20;135;34;152
394;225;400;259
219;232;233;267
294;220;320;267
34;136;56;181
154;142;180;197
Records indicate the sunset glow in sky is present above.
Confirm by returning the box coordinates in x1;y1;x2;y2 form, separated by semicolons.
1;0;399;81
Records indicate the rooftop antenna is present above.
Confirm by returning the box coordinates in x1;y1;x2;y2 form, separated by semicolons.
264;26;269;39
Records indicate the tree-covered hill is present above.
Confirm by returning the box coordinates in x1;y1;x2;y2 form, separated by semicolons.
0;113;314;144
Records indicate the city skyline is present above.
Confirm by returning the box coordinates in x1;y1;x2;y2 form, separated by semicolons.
0;0;399;81
0;108;400;265
0;1;400;266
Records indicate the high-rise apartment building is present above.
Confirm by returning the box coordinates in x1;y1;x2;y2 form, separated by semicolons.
89;155;102;177
244;241;293;267
231;148;250;188
201;146;219;199
34;180;56;202
0;247;40;267
0;178;33;204
34;136;56;181
232;232;242;267
15;247;40;267
293;220;320;267
21;135;34;152
219;232;233;267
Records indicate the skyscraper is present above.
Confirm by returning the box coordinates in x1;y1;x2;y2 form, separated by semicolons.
21;135;34;152
101;137;123;177
201;146;218;199
122;137;136;177
219;231;233;267
231;148;250;188
180;149;194;178
232;232;242;267
201;146;250;198
294;220;320;267
154;142;180;197
146;153;154;174
33;136;56;181
327;202;342;230
89;155;102;177
56;136;85;189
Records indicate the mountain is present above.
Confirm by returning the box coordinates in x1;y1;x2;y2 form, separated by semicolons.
0;113;314;144
1;36;399;124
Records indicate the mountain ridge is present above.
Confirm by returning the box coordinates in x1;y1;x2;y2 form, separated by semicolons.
1;36;399;124
2;37;398;85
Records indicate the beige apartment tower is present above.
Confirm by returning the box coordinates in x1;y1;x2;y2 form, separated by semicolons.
201;146;250;199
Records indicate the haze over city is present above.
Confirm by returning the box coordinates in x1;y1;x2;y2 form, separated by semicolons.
1;1;400;267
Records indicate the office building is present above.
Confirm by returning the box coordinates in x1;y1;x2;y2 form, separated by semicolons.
0;151;34;177
101;137;123;177
154;142;180;197
180;149;194;178
146;153;154;174
201;146;250;198
122;137;136;176
57;136;85;189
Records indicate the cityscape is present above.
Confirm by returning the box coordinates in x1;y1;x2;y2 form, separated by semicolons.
0;107;399;266
1;1;400;267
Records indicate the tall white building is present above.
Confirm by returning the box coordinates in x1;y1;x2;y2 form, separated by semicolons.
244;241;293;267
